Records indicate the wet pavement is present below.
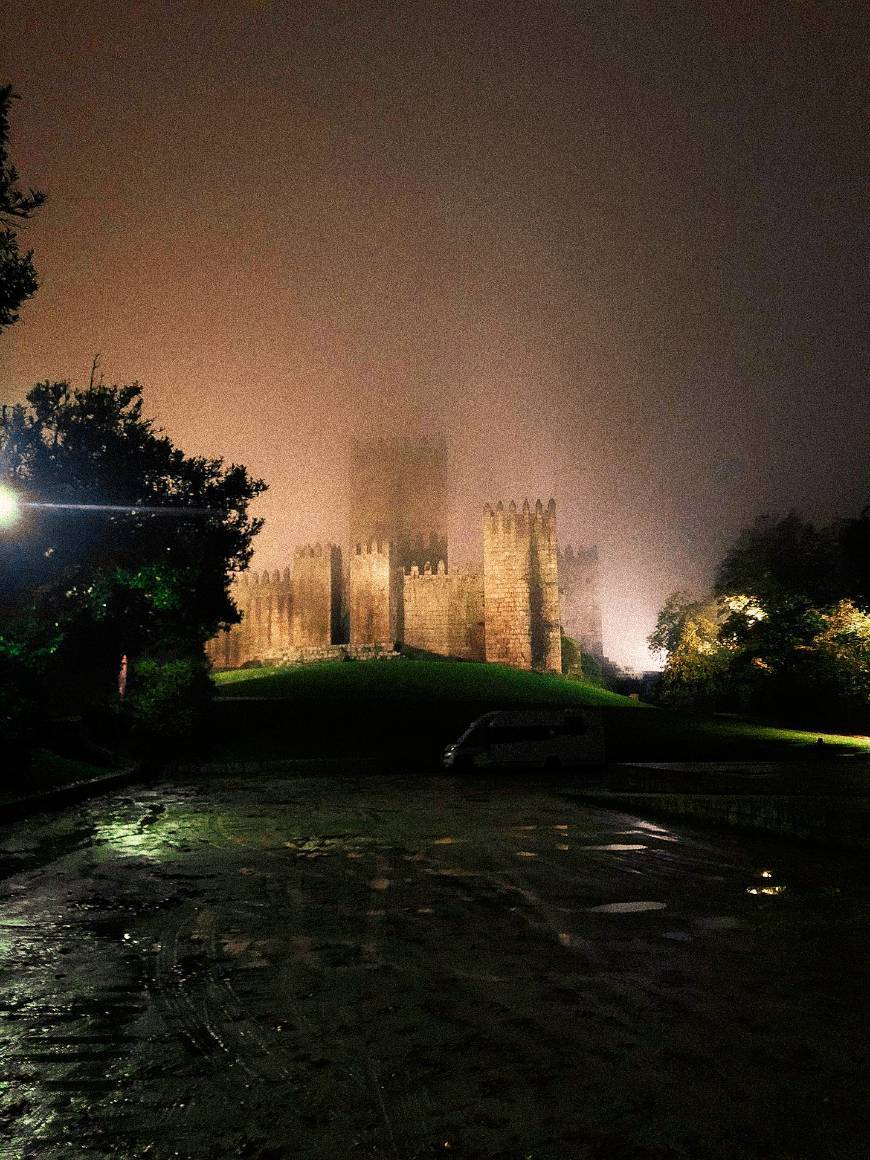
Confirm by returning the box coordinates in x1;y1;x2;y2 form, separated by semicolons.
0;772;868;1159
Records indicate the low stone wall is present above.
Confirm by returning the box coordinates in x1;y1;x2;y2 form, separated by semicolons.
214;644;401;669
578;789;870;850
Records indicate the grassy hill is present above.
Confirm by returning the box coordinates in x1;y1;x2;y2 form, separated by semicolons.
214;658;635;709
207;658;870;766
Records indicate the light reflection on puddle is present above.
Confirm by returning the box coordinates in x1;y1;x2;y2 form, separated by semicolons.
581;844;648;852
746;885;787;896
616;830;679;843
587;901;666;914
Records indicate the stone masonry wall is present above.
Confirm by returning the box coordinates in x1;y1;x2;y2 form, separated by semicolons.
291;544;341;648
483;499;561;672
349;541;402;647
206;568;292;669
529;500;562;673
403;563;485;660
559;544;604;658
483;501;533;668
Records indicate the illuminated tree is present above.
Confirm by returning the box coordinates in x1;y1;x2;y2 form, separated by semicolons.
649;593;733;708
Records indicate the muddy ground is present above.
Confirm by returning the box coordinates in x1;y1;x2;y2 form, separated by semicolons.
0;772;867;1159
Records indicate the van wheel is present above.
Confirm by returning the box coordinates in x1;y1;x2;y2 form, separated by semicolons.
544;756;561;771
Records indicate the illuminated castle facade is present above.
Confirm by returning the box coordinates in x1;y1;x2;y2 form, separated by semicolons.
206;437;603;672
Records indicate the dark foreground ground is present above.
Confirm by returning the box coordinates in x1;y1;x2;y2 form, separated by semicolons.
0;772;868;1159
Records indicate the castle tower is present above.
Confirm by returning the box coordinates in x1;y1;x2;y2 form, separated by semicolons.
482;499;561;672
292;544;342;648
559;545;604;659
348;435;449;571
349;540;403;647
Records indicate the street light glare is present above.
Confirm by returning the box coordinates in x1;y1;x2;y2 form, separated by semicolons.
0;484;21;527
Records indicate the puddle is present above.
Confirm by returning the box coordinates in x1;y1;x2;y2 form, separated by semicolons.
587;901;666;914
617;830;678;843
582;844;648;852
695;916;742;930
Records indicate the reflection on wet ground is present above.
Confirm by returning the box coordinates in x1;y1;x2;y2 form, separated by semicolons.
0;773;868;1158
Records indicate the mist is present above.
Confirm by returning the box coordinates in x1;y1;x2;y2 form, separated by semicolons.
2;0;867;668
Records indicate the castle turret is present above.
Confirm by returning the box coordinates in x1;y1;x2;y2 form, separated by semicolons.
292;543;342;648
482;498;561;672
349;540;402;647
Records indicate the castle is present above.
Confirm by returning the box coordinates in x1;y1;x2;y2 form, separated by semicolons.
206;437;603;672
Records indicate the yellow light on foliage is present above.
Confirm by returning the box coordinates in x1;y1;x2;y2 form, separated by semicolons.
0;484;21;528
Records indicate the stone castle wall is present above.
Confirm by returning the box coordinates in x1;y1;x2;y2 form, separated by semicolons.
403;563;485;660
559;544;604;658
291;544;342;648
349;541;402;647
483;500;561;673
206;568;292;669
207;434;602;673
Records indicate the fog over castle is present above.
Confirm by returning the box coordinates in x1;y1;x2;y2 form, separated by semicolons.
208;436;603;674
5;3;868;668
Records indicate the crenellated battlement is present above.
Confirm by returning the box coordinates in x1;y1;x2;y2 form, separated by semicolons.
559;543;599;565
234;567;291;591
294;542;338;559
405;559;449;578
483;498;557;537
352;539;395;558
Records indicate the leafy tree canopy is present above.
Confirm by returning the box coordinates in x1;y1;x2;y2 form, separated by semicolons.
0;85;45;330
0;379;266;722
714;512;839;611
653;508;870;725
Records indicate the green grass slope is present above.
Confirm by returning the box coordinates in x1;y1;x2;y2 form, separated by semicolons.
207;659;870;766
214;659;636;709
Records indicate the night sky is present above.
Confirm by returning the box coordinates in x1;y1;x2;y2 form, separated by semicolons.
2;1;868;667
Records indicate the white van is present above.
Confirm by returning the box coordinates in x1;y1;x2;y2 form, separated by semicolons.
441;708;605;771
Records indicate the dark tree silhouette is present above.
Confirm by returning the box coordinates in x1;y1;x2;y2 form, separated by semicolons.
0;379;266;746
0;84;46;330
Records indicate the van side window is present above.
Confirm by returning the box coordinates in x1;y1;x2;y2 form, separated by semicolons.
488;725;551;744
563;715;587;735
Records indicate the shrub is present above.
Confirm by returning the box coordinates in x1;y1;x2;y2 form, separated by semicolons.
124;656;212;750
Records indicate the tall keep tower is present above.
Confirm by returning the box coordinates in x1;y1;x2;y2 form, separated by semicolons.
348;436;449;570
559;545;604;659
483;499;561;673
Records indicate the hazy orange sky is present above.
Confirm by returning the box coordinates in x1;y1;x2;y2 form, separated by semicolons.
2;1;868;667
